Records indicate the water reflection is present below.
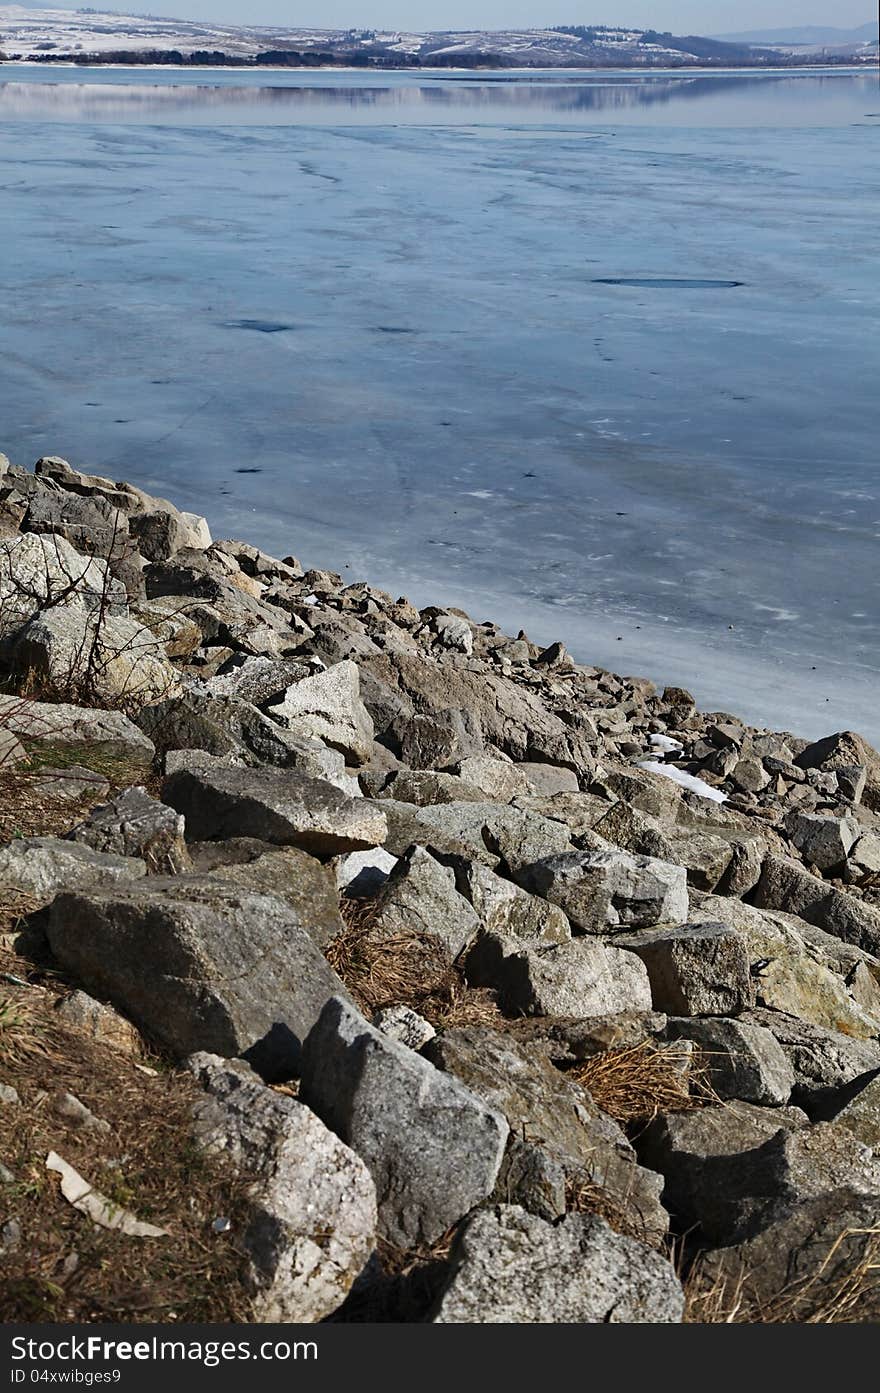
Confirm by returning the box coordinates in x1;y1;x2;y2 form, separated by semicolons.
0;69;875;125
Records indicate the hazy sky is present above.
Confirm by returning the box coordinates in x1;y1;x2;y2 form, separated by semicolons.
140;3;873;33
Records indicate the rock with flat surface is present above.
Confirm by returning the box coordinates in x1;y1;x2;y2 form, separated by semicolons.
0;695;154;759
665;1017;794;1106
163;765;386;857
47;877;348;1078
824;1072;880;1148
54;990;142;1056
702;1191;880;1322
372;1005;436;1051
785;809;859;872
638;1101;808;1240
431;1206;683;1324
190;1053;376;1322
743;1007;880;1110
0;837;146;899
139;690;342;775
424;1026;668;1239
68;786;190;874
450;857;571;945
188;840;344;948
465;930;652;1019
300;997;508;1246
0;531;117;635
516;847;688;934
266;660;374;765
616;922;752;1016
14;600;178;705
371;846;480;959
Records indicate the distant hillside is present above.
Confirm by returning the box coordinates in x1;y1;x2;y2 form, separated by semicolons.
715;22;878;45
0;6;874;67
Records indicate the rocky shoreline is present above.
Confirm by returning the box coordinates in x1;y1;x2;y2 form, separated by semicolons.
2;449;880;1323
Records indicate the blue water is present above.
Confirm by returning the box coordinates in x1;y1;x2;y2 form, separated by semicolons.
1;65;879;739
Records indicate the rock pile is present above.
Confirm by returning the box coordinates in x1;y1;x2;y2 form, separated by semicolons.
3;450;880;1323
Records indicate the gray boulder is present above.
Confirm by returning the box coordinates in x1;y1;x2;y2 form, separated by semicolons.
637;1101;808;1240
190;1053;376;1322
424;1026;668;1239
0;695;154;760
702;1191;880;1321
465;930;652;1018
47;877;349;1078
67;786;190;874
188;839;344;949
431;1206;684;1323
665;1017;794;1106
0;837;146;899
826;1072;880;1148
13;600;178;705
163;765;387;857
448;857;571;945
785;809;859;872
300;997;508;1246
616;922;752;1016
371;846;480;959
516;847;688;934
743;1007;880;1111
266;660;374;765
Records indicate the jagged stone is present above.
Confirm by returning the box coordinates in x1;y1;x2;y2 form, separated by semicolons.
47;877;349;1078
371;845;480;959
665;1017;794;1105
431;1206;684;1324
13;600;178;704
188;840;344;949
300;997;508;1246
54;990;142;1056
464;930;652;1019
163;765;387;856
67;786;190;874
447;856;571;945
424;1026;668;1239
785;809;859;872
266;660;374;765
0;695;154;759
190;1053;375;1322
516;846;688;933
0;837;146;899
616;922;752;1016
739;1008;880;1112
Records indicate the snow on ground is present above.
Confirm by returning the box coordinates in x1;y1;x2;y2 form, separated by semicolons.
638;759;727;804
649;733;684;754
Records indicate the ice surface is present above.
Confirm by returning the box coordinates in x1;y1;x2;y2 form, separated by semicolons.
1;68;878;743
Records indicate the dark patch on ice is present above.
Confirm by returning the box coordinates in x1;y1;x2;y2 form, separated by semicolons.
592;277;744;289
235;467;263;474
372;326;416;334
224;319;295;333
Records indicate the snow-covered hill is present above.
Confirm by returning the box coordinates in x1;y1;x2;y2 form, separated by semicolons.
0;6;875;66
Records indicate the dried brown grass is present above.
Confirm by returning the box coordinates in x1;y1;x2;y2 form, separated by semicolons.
565;1172;665;1248
330;894;503;1031
0;962;254;1323
684;1227;880;1323
566;1040;714;1126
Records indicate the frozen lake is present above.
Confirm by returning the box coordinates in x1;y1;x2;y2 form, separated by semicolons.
1;65;878;739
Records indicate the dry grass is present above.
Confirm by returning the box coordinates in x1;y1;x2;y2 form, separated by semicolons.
566;1040;714;1126
330;894;503;1031
0;956;255;1323
0;741;158;845
328;1227;459;1323
683;1228;880;1323
565;1172;666;1247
